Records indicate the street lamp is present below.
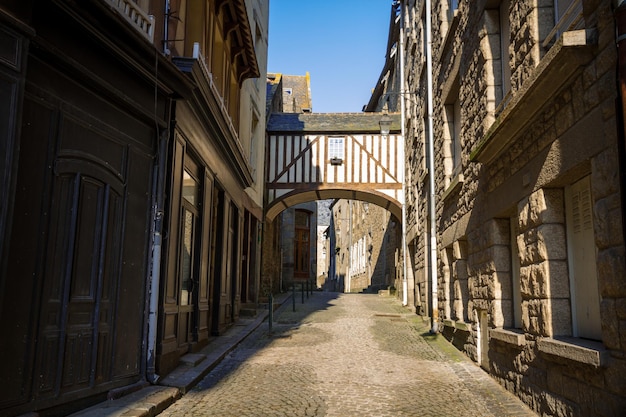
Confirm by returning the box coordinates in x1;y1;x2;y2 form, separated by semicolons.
379;113;393;137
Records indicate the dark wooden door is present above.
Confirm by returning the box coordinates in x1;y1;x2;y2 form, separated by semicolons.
1;80;154;411
293;225;311;280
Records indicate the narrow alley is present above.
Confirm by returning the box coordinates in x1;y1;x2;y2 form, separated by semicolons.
157;293;536;417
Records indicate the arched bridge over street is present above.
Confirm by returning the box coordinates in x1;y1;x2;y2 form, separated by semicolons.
265;112;403;220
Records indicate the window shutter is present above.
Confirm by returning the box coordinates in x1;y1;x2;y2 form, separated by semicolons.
566;176;601;340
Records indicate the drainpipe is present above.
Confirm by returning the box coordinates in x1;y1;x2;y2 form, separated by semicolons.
425;0;438;333
145;123;169;384
164;0;171;56
347;200;352;293
616;1;626;247
398;0;409;307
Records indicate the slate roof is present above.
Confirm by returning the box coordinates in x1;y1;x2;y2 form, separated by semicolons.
267;112;401;134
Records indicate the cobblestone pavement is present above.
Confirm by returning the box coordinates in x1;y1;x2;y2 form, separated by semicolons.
158;292;537;417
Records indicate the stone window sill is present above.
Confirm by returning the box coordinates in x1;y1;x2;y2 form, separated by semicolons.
537;337;609;368
490;328;526;348
442;319;470;331
442;172;464;202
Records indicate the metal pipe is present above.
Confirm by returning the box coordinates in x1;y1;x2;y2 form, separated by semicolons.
163;0;171;55
616;2;626;248
425;0;438;333
146;127;168;383
399;0;408;306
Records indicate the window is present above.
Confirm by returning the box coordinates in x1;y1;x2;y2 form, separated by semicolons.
543;0;584;48
180;169;201;307
443;76;461;185
565;175;601;340
510;217;522;329
555;0;583;33
328;137;345;164
447;0;459;22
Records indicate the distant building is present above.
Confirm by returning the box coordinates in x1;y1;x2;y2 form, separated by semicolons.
262;73;318;294
329;200;399;293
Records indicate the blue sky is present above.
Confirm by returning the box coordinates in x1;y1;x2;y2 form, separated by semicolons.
268;0;392;113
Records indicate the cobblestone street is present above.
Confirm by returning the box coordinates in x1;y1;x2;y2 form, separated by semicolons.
158;293;536;417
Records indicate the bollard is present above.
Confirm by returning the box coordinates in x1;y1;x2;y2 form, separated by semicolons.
268;293;273;333
301;282;304;304
292;282;296;312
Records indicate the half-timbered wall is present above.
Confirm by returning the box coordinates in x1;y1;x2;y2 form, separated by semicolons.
266;133;404;221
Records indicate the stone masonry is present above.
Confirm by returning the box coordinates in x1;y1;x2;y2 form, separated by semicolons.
401;0;626;415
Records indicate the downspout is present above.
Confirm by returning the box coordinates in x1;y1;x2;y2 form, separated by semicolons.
399;0;408;306
616;1;626;247
347;200;352;293
164;0;171;56
425;0;438;332
146;127;168;384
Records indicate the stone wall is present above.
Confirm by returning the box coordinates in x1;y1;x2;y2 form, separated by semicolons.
402;0;626;414
330;200;399;294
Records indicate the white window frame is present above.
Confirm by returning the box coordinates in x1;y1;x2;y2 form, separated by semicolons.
328;137;345;163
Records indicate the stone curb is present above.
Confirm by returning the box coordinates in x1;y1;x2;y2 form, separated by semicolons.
68;293;293;417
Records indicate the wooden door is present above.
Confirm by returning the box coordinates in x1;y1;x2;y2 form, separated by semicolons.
294;210;311;281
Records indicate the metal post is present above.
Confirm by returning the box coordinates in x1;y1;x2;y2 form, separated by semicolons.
292;282;296;312
301;282;305;304
268;293;273;333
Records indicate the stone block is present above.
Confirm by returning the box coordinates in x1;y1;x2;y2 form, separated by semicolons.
485;218;510;246
490;244;511;271
491;299;509;327
518;195;531;231
531;189;565;226
452;239;467;259
518;231;539;265
519;265;537;298
617;298;626;320
493;270;512;299
594;194;624;250
541;390;577;417
527;298;571;337
550;298;573;337
597;246;626;298
537;224;567;261
600;298;620;350
523;261;570;299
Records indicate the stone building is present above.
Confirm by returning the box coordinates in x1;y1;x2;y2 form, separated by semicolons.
262;73;318;295
380;0;626;415
329;200;400;293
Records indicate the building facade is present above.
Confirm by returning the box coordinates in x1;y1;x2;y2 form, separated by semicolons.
329;200;400;293
262;73;318;296
392;0;626;415
158;0;268;375
0;0;267;414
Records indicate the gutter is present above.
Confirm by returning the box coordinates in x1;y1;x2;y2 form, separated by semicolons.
425;0;439;333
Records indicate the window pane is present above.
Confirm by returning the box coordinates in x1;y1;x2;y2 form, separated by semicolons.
183;170;200;207
181;209;194;306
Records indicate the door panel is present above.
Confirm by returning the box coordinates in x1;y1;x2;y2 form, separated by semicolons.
36;167;124;398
